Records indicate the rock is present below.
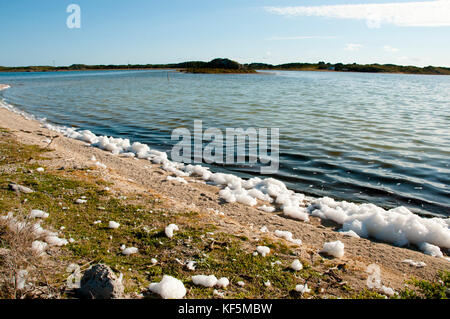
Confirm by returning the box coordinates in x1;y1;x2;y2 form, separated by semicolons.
79;264;124;299
9;183;34;194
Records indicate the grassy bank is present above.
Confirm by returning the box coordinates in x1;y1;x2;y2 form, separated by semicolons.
0;128;448;299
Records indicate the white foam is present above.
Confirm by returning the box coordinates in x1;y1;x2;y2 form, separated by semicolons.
320;240;345;258
295;283;311;294
108;221;120;229
419;242;443;258
216;277;230;289
165;224;179;238
31;240;48;255
45;235;69;247
338;229;360;238
402;259;426;268
380;285;396;297
15;270;28;290
192;275;218;288
256;246;270;257
186;261;196;271
310;197;450;250
274;230;302;245
290;259;303;271
166;176;188;184
121;247;138;255
30;209;49;219
258;205;275;213
149;275;186;299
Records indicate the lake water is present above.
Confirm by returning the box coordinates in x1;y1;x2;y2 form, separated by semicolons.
1;70;449;217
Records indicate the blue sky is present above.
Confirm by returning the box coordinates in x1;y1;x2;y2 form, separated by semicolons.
1;0;449;67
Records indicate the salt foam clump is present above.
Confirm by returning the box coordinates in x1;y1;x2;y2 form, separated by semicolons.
31;241;48;255
419;242;443;258
30;210;49;219
295;284;311;294
108;221;120;229
192;275;218;288
256;246;270;257
45;235;69;247
402;259;426;268
309;197;450;250
149;275;186;299
165;224;179;238
216;277;230;289
274;230;302;245
320;241;345;258
290;259;303;271
121;247;138;255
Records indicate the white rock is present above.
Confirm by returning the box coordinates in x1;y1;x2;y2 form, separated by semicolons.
274;230;302;245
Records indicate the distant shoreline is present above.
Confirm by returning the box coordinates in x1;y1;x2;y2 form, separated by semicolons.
2;58;450;76
2;67;450;77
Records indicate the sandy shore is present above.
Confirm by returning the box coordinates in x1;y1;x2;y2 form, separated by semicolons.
0;85;448;298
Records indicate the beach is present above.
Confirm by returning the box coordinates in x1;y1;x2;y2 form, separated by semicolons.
0;84;448;298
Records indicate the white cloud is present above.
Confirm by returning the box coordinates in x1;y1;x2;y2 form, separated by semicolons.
267;36;337;41
345;43;363;51
264;0;450;28
383;45;399;52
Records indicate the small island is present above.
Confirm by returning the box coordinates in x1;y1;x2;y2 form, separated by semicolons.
178;58;257;74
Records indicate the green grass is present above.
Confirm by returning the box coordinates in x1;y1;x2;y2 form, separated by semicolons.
398;271;450;299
